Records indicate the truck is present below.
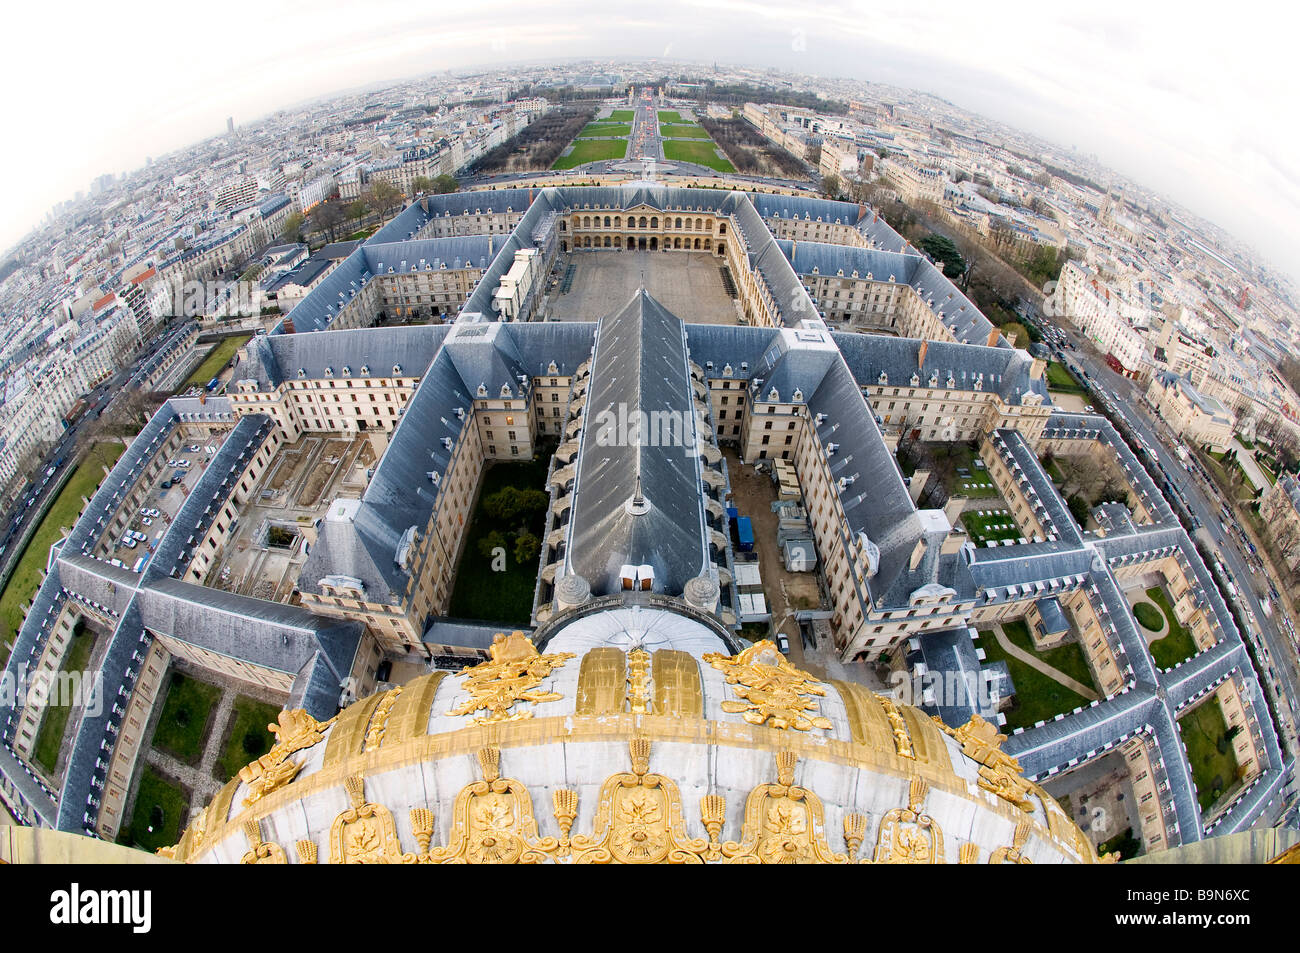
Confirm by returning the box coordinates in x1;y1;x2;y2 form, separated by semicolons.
1175;445;1188;463
736;516;754;553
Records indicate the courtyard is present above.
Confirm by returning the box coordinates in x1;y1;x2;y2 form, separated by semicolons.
547;249;739;324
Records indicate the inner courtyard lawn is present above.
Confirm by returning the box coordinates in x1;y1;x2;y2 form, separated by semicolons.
121;766;188;854
1001;618;1097;694
31;623;98;773
1178;700;1241;811
976;629;1089;731
150;672;221;765
216;696;282;783
1145;586;1198;668
448;456;552;625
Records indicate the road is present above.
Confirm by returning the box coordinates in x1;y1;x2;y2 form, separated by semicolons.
1033;308;1300;781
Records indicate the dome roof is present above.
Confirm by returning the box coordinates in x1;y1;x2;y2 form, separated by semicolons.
162;623;1108;865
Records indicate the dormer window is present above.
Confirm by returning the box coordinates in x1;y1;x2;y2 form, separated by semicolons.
341;365;350;376
393;364;401;375
297;368;306;378
792;387;804;402
910;372;921;387
324;366;333;377
547;360;559;374
360;364;369;376
878;371;888;385
500;383;513;398
477;383;488;397
767;387;779;402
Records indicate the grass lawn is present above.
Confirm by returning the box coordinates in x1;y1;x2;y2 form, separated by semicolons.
448;456;552;625
31;623;98;773
660;123;710;139
961;510;1023;547
181;334;250;389
1046;362;1084;394
578;122;632;138
1145;586;1198;668
606;110;635;121
1133;601;1164;632
937;443;999;499
150;672;221;765
553;138;628;170
976;629;1089;731
0;443;126;662
1178;700;1240;812
1042;456;1067;486
657;110;686;123
215;696;282;783
122;766;188;854
662;139;736;173
1002;618;1097;693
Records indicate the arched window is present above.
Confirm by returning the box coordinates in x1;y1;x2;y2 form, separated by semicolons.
718;222;726;234
650;217;658;228
615;216;621;227
696;217;703;230
604;216;611;227
694;238;701;249
675;217;682;228
639;216;647;227
604;236;611;247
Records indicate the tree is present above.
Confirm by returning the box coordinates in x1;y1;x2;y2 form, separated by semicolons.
410;176;435;195
432;174;459;194
916;234;965;281
513;531;540;565
476;530;508;560
368;180;402;216
280;212;305;244
346;199;369;227
309;200;345;243
821;174;842;200
483;487;523;521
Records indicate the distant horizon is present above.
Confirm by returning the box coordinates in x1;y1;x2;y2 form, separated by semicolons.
4;3;1297;290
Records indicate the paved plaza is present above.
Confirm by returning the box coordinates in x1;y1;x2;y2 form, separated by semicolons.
547;250;740;323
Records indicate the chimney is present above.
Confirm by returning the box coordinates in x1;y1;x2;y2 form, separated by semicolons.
943;495;967;527
1030;357;1046;380
917;339;929;371
283;316;296;334
1006;330;1019;348
986;327;1000;348
908;468;931;505
909;537;928;571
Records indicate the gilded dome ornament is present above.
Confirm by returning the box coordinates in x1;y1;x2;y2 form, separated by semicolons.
703;640;833;731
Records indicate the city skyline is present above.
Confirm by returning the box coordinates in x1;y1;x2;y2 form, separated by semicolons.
4;1;1299;288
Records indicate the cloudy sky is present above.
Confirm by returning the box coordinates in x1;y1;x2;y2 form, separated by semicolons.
5;0;1297;282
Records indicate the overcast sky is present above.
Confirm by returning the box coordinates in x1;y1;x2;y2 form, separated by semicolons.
5;0;1298;284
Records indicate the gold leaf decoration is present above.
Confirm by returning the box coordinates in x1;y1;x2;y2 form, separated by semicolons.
329;774;403;864
721;751;849;864
843;813;868;862
446;631;575;725
703;640;833;731
239;708;337;807
873;777;944;864
626;649;652;714
240;819;287;865
700;794;727;861
878;695;915;759
572;738;710;864
426;747;558;864
553;789;579;858
990;820;1034;864
950;714;1036;813
363;687;403;752
296;840;318;865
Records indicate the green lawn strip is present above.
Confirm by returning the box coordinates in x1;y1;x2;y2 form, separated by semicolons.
1178;701;1241;812
448;458;551;625
1046;362;1084;394
552;139;628;170
975;629;1088;731
1001;618;1097;693
660;124;710;139
1133;601;1163;632
657;110;685;123
0;443;127;661
578;122;632;138
150;672;221;765
1042;457;1067;485
1098;826;1143;860
605;110;635;121
31;624;98;773
182;334;251;389
122;766;189;854
215;696;283;783
661;139;736;173
1145;586;1198;668
960;511;1022;546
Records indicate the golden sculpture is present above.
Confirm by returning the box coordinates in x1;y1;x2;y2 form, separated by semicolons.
410;808;435;855
446;631;575;725
571;738;710;864
239;708;337;807
879;695;915;759
874;777;944;863
700;794;727;861
959;842;980;864
990;820;1034;864
626;648;652;714
427;747;558;864
722;751;849;864
553;789;579;858
296;840;318;864
703;640;833;731
329;774;403;864
843;813;868;862
363;688;403;752
240;819;287;865
942;714;1037;813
